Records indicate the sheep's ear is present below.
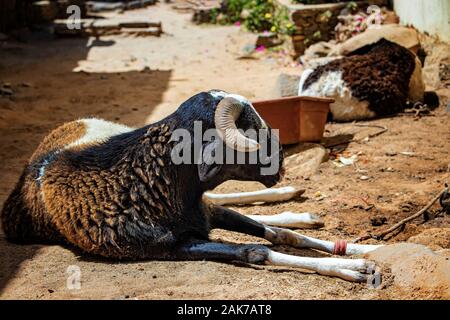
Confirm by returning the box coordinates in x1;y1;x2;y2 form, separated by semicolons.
198;140;222;182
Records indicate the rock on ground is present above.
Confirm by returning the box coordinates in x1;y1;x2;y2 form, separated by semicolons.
333;24;420;56
299;25;420;68
284;143;328;179
407;228;450;251
273;73;300;98
300;41;338;67
419;34;450;90
367;243;450;299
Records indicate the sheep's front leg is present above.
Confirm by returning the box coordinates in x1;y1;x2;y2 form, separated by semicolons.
177;241;375;282
209;205;381;256
265;226;382;255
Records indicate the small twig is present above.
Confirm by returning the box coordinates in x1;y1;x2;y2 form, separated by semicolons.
352;124;388;140
353;186;449;243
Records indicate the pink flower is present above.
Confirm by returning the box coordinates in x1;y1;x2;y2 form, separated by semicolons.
255;45;266;52
234;21;241;27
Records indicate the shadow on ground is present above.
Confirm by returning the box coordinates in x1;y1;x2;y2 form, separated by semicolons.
0;32;172;294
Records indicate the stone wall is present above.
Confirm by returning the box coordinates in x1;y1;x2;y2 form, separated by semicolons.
275;0;387;57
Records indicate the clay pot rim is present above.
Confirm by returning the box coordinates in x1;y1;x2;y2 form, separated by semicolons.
252;95;335;105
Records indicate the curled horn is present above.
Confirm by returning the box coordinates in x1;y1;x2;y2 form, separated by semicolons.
214;97;260;152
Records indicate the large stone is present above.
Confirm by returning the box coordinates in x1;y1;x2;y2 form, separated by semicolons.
300;40;338;66
366;243;450;299
420;36;450;89
272;73;300;98
332;24;420;56
408;228;450;251
284;143;328;179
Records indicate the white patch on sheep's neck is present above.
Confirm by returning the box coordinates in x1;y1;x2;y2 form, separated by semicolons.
209;91;267;128
66;118;134;150
302;71;376;122
408;57;425;103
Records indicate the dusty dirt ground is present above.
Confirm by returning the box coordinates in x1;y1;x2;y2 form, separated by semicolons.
0;4;449;300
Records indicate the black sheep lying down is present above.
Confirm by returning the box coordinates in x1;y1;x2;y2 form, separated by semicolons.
297;39;438;121
1;90;382;282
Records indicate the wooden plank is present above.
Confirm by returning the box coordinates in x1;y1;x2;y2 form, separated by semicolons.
121;27;162;37
53;18;162;37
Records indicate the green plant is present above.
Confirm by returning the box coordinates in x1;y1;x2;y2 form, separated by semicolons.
346;1;358;12
209;8;221;24
318;9;332;23
211;0;296;35
312;30;322;39
291;0;347;4
292;0;321;3
224;0;248;22
243;0;274;32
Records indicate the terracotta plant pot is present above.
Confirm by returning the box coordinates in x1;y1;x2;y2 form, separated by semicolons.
252;96;334;145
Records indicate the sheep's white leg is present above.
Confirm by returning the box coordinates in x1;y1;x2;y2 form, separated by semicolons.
266;226;382;255
245;211;324;229
180;241;375;282
208;206;381;256
203;186;304;206
266;250;375;282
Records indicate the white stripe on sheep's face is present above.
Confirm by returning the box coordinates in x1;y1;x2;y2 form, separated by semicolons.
300;70;376;122
208;90;267;128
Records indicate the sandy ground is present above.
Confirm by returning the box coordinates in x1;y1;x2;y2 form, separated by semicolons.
0;4;449;300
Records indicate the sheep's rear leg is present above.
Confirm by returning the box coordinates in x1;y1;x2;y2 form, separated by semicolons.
265;227;383;255
177;241;374;282
210;206;382;255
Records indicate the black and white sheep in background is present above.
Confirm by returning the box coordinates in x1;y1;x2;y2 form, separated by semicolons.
295;38;438;121
1;90;381;282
